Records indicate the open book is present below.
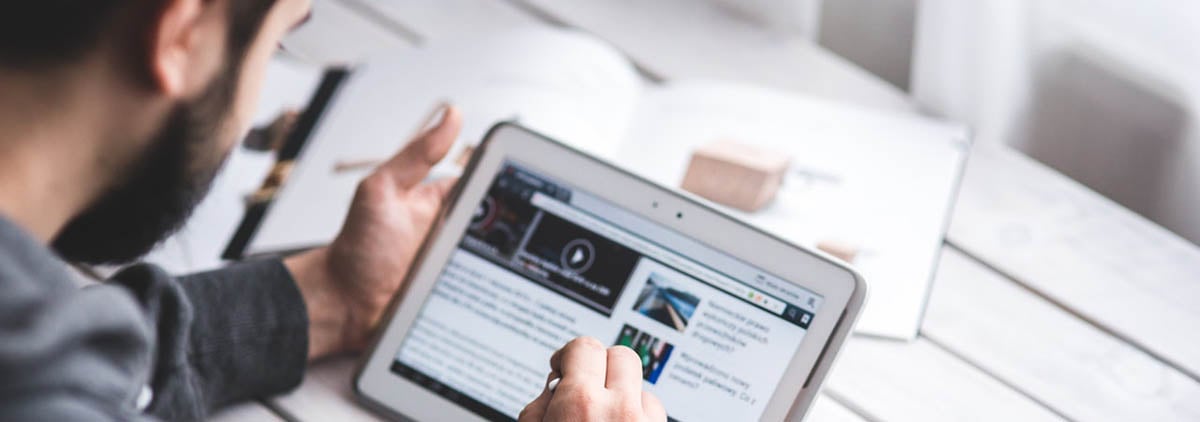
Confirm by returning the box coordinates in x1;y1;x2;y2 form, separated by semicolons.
239;27;969;340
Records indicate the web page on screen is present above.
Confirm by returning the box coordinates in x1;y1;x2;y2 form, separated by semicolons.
392;162;822;421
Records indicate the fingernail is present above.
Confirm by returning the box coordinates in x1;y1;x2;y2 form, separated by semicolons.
417;102;450;136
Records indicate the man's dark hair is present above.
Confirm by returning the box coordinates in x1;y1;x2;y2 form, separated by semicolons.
0;0;278;70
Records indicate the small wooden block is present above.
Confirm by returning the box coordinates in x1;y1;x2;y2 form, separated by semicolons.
680;140;790;212
817;240;859;263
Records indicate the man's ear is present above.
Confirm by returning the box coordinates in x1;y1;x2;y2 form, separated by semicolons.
144;0;217;97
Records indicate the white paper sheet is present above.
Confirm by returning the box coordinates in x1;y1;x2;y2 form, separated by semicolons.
616;81;970;339
249;27;642;254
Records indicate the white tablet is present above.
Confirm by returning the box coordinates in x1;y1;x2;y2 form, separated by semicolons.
355;123;867;421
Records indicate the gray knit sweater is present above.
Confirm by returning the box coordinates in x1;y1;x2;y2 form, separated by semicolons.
0;215;309;420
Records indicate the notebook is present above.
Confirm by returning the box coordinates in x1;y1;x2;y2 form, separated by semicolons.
230;27;969;340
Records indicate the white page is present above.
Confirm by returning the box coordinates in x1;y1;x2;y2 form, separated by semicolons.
250;27;642;254
615;81;969;339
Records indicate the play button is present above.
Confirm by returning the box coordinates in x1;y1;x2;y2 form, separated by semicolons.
560;239;596;273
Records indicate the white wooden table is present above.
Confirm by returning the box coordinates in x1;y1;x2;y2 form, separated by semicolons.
209;1;1200;420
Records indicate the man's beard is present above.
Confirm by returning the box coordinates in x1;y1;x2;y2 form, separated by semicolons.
52;68;239;265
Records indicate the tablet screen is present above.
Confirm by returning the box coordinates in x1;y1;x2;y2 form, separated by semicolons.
391;161;823;421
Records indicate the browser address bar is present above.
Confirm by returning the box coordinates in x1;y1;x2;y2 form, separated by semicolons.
530;192;788;315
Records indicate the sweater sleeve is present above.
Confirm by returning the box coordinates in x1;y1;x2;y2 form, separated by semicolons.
110;259;309;420
0;258;156;421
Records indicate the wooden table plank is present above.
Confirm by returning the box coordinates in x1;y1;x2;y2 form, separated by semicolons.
344;0;542;42
807;395;868;422
948;145;1200;380
210;402;286;422
509;0;915;112
825;337;1063;421
270;357;383;421
924;247;1200;421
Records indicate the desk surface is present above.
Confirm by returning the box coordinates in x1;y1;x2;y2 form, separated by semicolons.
208;1;1200;420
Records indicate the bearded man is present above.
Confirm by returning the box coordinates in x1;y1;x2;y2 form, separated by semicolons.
0;1;664;420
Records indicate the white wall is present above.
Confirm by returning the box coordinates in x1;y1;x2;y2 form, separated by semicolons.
818;0;918;90
912;0;1200;244
709;0;824;38
696;0;1200;243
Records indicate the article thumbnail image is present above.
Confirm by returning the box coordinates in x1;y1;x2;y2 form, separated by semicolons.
521;212;641;314
614;324;674;384
463;180;539;259
632;273;700;332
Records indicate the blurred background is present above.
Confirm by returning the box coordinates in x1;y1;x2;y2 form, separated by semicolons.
714;0;1200;245
312;0;1200;244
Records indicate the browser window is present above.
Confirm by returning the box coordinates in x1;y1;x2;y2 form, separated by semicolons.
392;161;822;421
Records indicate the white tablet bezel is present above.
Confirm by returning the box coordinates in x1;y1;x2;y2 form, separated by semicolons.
354;123;866;421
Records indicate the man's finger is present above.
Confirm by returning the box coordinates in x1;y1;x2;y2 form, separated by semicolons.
375;104;462;189
605;346;643;393
642;390;667;421
552;337;608;389
517;373;557;422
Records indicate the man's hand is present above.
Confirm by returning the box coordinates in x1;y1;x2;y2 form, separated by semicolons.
285;104;463;360
520;337;667;422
